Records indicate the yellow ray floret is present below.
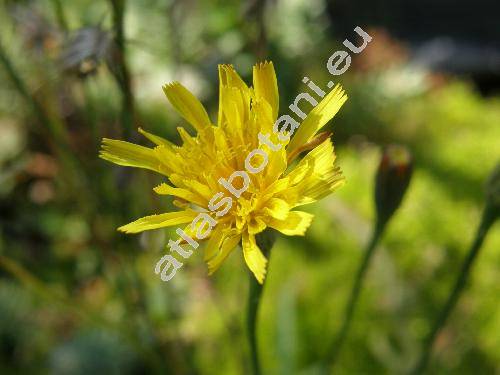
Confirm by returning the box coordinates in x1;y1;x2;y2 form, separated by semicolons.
253;61;279;120
163;82;212;131
287;84;347;156
100;138;166;175
242;232;268;284
118;210;199;234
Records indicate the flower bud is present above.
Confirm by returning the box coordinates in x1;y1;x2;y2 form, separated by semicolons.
485;162;500;220
374;145;413;226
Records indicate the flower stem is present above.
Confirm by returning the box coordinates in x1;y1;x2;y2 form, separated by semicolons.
247;272;264;375
410;206;496;374
327;219;386;367
247;231;276;375
109;0;134;139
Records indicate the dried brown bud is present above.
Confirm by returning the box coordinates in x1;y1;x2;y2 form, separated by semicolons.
375;145;413;226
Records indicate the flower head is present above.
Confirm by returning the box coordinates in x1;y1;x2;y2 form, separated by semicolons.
100;62;347;283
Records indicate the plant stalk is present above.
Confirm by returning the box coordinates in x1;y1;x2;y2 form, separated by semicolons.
327;219;386;367
109;0;134;138
248;273;264;375
410;206;496;374
247;231;276;375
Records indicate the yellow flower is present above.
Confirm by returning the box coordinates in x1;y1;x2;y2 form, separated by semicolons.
100;62;347;283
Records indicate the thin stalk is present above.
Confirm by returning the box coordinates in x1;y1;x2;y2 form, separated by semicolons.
109;0;134;138
243;0;268;60
108;0;136;221
327;219;386;367
247;231;276;375
248;273;264;375
410;206;496;374
254;0;268;60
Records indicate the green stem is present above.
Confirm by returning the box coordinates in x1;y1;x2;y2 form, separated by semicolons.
248;272;264;375
254;0;268;60
247;231;276;375
327;219;386;367
410;206;496;374
108;0;136;220
109;0;134;138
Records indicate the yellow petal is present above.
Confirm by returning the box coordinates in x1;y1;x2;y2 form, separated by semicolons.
242;232;268;284
252;99;275;137
173;199;189;209
138;127;173;147
163;82;211;132
218;64;250;127
268;211;313;236
152;144;182;175
218;64;249;95
262;177;290;198
220;86;247;140
153;183;207;208
253;61;279;120
284;139;345;206
262;198;290;220
262;147;287;186
100;138;165;175
287;138;336;184
248;217;267;235
204;225;225;261
177;220;212;245
287;84;347;155
176;126;198;148
171;177;214;202
118;210;198;234
287;131;331;164
207;230;241;274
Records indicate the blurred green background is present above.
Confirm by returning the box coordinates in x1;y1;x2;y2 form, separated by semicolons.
0;0;499;374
